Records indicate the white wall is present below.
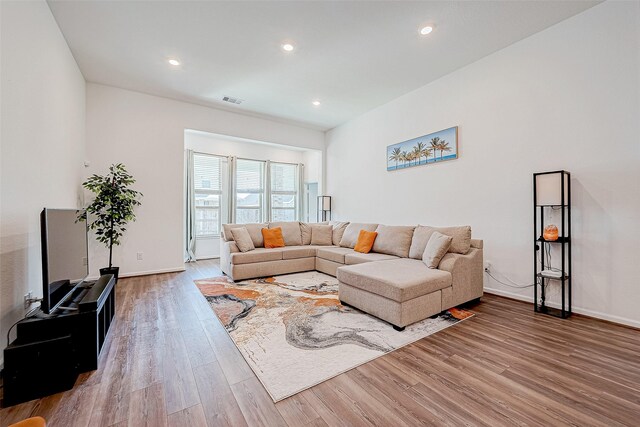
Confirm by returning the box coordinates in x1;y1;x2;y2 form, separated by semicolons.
186;130;308;162
1;0;86;361
86;84;324;276
325;1;640;327
185;130;321;259
303;150;323;188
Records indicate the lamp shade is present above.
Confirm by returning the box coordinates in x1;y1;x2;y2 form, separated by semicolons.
320;196;331;211
535;172;569;206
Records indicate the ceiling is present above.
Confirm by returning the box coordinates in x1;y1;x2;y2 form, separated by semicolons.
47;1;600;130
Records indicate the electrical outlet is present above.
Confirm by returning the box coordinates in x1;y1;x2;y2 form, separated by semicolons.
24;290;33;309
484;260;492;272
137;252;143;261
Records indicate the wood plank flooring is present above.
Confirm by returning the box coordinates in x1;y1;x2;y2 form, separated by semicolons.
1;259;639;426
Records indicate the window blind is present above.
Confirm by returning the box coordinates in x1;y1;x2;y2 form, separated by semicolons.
270;162;298;222
271;162;296;192
193;153;223;236
194;153;221;192
235;159;265;223
236;159;264;192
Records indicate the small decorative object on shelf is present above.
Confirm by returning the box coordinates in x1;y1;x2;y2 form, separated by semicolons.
543;224;559;241
317;195;331;222
533;170;571;318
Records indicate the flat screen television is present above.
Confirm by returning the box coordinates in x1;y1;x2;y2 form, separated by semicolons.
40;208;89;314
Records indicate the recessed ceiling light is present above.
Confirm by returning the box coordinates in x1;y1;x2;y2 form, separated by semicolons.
420;26;433;36
312;100;321;106
282;43;295;52
168;58;180;66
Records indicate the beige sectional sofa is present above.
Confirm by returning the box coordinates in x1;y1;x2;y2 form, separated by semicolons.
220;221;483;330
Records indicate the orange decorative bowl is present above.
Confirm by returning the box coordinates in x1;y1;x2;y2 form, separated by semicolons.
543;225;559;241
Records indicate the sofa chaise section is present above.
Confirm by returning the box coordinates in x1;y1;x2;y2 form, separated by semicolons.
338;258;452;330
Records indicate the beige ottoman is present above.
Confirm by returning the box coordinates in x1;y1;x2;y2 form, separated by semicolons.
337;258;452;330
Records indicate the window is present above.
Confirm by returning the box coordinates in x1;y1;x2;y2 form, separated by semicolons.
235;159;265;223
270;162;298;222
194;153;222;236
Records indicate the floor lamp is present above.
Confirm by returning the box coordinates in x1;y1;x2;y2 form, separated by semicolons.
317;196;331;222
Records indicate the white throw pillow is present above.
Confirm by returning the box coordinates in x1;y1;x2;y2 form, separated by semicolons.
410;225;472;258
422;231;453;268
311;224;333;246
329;221;349;246
230;227;255;253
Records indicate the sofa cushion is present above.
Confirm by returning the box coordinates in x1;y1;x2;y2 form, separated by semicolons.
230;227;255;253
311;224;334;246
230;248;283;265
372;224;416;258
316;246;355;264
339;223;378;248
280;245;318;260
422;231;452;268
300;222;312;245
337;258;452;302
329;221;350;246
344;252;399;265
409;225;472;258
269;222;303;246
223;223;267;247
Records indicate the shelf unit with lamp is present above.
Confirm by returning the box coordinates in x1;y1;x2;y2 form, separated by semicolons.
533;170;572;318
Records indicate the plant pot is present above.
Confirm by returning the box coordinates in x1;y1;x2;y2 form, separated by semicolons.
99;266;120;283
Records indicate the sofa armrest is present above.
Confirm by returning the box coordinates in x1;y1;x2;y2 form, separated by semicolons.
220;240;239;277
438;247;483;308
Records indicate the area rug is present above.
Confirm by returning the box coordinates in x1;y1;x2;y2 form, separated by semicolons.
195;271;473;402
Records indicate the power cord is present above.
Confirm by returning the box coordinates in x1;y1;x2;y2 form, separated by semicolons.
6;306;40;347
484;268;535;289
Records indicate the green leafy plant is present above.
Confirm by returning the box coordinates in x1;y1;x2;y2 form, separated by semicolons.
82;163;142;269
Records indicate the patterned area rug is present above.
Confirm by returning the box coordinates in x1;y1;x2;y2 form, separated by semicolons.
195;271;473;402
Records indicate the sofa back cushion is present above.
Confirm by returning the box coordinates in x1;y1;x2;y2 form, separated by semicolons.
300;222;313;245
230;227;255;253
311;224;334;246
339;223;378;248
372;224;416;258
409;225;472;258
269;221;302;246
329;221;350;246
422;231;453;268
223;222;267;247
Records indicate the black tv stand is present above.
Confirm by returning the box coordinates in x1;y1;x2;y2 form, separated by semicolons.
2;274;116;407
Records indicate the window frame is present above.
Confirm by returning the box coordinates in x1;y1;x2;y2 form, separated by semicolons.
235;158;266;224
193;153;224;238
269;161;299;222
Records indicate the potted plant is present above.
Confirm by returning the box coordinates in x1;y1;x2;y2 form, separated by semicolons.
82;163;142;282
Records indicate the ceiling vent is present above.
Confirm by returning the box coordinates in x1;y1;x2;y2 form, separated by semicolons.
222;96;243;105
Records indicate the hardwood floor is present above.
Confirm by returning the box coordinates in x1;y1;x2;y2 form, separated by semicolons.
2;259;639;426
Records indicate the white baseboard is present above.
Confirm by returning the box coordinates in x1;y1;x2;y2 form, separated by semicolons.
119;266;186;278
484;287;640;329
88;266;186;281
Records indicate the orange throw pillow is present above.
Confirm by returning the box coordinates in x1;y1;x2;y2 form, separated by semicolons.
354;230;377;253
262;227;285;248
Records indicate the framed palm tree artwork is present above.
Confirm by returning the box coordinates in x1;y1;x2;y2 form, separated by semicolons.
387;126;458;171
